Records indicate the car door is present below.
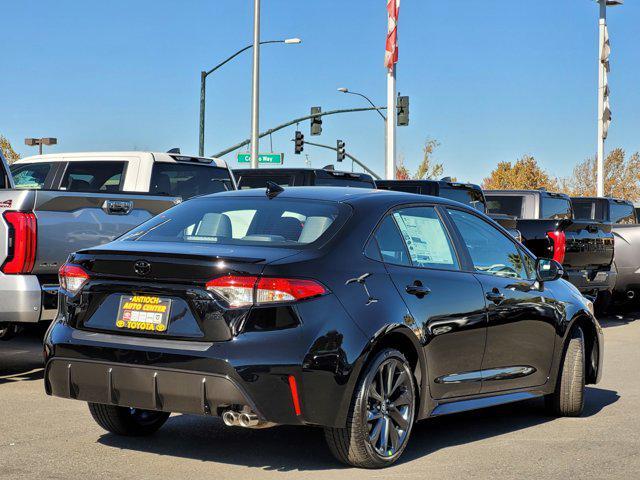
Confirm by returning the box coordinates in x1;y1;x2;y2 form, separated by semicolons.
445;208;559;393
372;206;487;399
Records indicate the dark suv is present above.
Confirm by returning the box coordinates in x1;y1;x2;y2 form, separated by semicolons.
235;167;375;189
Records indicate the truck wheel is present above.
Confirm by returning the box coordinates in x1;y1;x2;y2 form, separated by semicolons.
324;348;416;468
545;327;585;417
88;403;170;436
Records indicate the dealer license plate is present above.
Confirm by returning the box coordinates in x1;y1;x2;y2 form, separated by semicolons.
115;295;172;333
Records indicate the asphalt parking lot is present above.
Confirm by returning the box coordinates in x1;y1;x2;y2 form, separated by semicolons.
0;315;638;480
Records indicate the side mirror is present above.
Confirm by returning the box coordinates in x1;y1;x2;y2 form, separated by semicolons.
536;258;564;283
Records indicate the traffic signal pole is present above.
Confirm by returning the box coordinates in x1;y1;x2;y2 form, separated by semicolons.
299;139;381;180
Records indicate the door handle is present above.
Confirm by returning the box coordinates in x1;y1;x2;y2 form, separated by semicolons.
486;289;505;304
406;282;431;298
103;200;133;215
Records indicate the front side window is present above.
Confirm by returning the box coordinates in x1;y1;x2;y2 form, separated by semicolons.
448;208;527;279
10;163;51;189
393;207;459;270
541;196;572;220
150;163;233;199
62;161;125;192
120;197;345;247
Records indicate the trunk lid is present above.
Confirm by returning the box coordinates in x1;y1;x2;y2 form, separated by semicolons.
561;220;614;269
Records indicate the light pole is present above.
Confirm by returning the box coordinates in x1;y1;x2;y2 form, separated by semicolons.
337;88;387;120
25;137;57;155
198;38;301;157
250;0;261;169
596;0;623;197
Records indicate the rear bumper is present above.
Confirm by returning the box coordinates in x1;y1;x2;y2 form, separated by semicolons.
0;274;42;323
45;358;255;417
564;268;616;295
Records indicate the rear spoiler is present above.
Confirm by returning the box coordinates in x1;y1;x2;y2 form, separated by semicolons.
0;148;15;189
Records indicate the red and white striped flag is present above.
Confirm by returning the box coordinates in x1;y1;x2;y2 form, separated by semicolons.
384;0;400;69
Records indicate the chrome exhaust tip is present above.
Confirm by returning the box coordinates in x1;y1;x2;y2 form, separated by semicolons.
222;410;240;427
238;412;259;428
627;290;635;300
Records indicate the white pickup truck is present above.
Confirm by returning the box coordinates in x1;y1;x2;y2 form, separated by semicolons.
0;150;235;337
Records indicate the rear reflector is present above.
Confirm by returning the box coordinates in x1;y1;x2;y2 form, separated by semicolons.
288;375;302;416
1;211;37;275
547;231;566;264
59;264;90;295
206;275;327;308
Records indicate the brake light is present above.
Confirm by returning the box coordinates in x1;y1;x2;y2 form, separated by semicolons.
1;212;37;274
58;264;90;294
206;275;327;308
547;231;566;264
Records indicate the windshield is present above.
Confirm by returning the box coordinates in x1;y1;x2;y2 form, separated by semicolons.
150;163;233;199
120;196;347;247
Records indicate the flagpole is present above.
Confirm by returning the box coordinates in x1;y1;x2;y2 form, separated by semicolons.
385;65;397;180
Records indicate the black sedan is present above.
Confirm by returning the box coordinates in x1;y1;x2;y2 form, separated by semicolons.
44;186;603;468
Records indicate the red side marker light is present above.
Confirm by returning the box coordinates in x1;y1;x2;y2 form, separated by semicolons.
288;375;302;416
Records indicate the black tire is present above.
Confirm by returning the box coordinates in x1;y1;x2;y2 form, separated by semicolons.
88;403;170;436
324;348;416;469
545;327;585;417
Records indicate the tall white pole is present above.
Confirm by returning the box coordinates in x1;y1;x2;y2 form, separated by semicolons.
385;65;397;180
597;0;606;197
250;0;261;169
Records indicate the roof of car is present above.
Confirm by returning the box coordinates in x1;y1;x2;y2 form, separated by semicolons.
233;167;373;177
15;152;229;168
205;185;460;207
485;189;569;198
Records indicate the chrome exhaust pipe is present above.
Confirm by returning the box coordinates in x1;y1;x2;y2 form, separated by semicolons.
222;410;240;427
238;412;259;428
627;290;635;300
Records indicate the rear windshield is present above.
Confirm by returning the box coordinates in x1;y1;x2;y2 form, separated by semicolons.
120;197;347;247
150;163;233;199
572;200;597;220
237;174;294;189
314;174;375;188
486;195;524;217
541;196;572;220
10;163;51;189
439;186;486;212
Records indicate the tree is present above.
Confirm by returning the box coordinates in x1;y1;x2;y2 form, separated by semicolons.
414;139;443;180
482;155;558;191
0;135;20;164
561;148;640;201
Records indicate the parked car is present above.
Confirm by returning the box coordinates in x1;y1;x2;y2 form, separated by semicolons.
0;151;235;334
572;196;640;303
235;167;375;189
485;190;615;303
376;179;521;240
44;187;602;468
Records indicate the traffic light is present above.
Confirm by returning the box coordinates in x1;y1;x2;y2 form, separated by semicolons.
601;25;611;139
294;131;304;154
310;107;322;136
336;140;346;162
397;95;409;126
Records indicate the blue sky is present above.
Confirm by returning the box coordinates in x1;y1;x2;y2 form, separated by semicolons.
2;0;638;183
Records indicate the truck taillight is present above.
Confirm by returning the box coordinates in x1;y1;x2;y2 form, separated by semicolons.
547;231;566;264
206;275;327;308
58;264;90;294
1;211;37;275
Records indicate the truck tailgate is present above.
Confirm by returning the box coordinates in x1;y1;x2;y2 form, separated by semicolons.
32;191;180;276
563;220;614;269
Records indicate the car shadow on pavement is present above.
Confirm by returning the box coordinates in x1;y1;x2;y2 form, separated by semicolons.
0;335;44;385
96;386;619;471
599;314;638;328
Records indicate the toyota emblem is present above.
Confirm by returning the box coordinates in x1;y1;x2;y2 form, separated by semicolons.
134;260;152;276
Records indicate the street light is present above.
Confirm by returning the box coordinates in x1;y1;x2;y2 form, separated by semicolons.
198;37;301;157
595;0;622;197
337;87;386;121
25;137;57;155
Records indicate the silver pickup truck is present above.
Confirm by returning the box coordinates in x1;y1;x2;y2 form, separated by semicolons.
0;150;235;334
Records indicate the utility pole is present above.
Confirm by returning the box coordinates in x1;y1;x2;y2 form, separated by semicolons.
250;0;261;169
386;64;397;180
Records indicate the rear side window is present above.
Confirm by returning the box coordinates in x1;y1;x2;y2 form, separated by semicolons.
373;216;411;266
393;207;458;270
10;163;51;189
150;163;233;199
541;196;571;220
62;161;125;192
611;203;636;224
439;186;486;212
486;195;524;217
121;197;345;247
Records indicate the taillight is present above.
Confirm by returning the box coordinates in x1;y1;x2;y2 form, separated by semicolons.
206;275;327;308
1;211;37;274
58;264;90;295
547;231;566;264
